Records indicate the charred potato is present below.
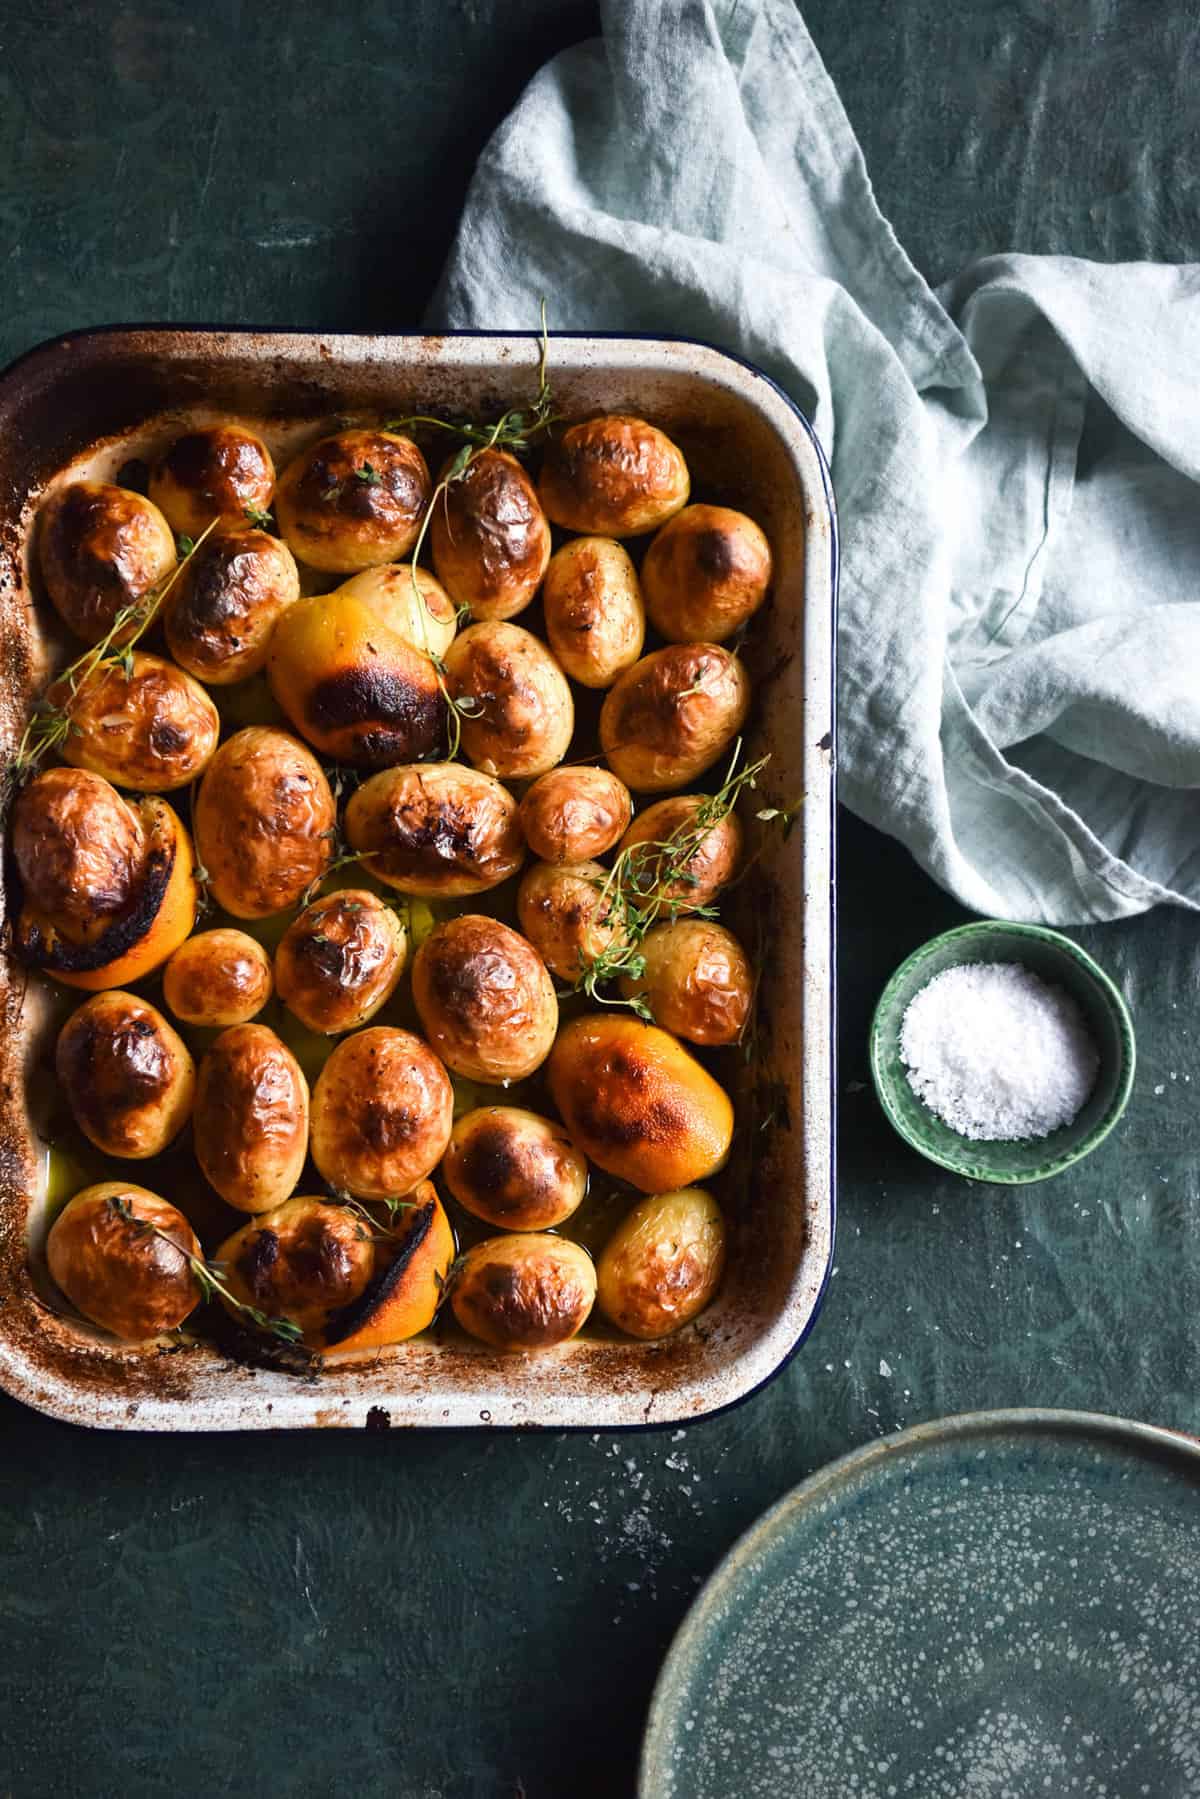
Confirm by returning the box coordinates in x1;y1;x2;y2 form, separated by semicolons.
149;424;276;537
596;1188;726;1339
193;1023;310;1213
642;504;772;642
618;796;742;913
163;928;273;1028
443;621;573;780
38;481;176;645
541;537;645;687
621;919;753;1045
539;415;689;537
193;727;334;918
518;766;632;864
275;890;407;1035
274;429;431;573
163;522;300;685
54;650;219;791
309;1026;454;1200
215;1197;375;1348
334;562;457;662
450;1234;596;1351
56;991;195;1159
600;643;750;792
516;859;629;984
321;1182;456;1352
411;914;557;1084
547;1015;733;1192
429;447;550;620
344;762;525;898
47;1183;202;1341
443;1107;588;1231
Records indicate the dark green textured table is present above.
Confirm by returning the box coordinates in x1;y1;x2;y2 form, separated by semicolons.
2;5;1199;1795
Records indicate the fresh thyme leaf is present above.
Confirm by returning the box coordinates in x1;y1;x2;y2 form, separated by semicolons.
177;533;196;558
107;1194;303;1343
244;504;274;530
355;463;382;487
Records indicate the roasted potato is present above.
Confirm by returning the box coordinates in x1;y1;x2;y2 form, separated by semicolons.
541;537;645;688
547;1015;733;1192
596;1188;726;1339
54;650;219;791
275;890;407;1035
450;1233;596;1351
642;504;772;642
193;1023;310;1213
192;727;334;918
618;796;743;913
309;1026;454;1200
321;1182;456;1351
442;1106;588;1231
163;522;300;685
56;990;195;1159
163;928;273;1028
621;919;753;1045
47;1183;202;1341
266;588;443;768
443;620;573;780
539;415;689;537
411;914;557;1084
38;480;176;645
214;1197;375;1347
429;448;550;621
334;562;457;662
600;643;750;792
516;859;629;984
274;429;431;573
518;766;632;864
344;762;525;898
149;425;276;537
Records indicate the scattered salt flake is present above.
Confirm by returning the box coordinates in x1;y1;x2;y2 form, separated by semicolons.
879;1359;893;1378
1154;1084;1166;1095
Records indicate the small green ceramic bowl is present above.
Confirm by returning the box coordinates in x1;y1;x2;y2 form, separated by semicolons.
869;920;1136;1183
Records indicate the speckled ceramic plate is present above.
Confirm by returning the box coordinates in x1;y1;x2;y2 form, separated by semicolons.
640;1410;1200;1798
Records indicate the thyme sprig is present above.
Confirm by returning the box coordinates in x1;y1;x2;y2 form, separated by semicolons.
327;1189;418;1236
107;1195;303;1343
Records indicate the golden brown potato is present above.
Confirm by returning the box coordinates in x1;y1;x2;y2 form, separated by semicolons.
163;523;300;685
56;991;195;1159
47;1183;202;1341
518;766;633;864
547;1014;733;1192
54;650;219;791
214;1197;374;1347
539;415;689;538
620;920;753;1045
411;914;558;1084
321;1181;456;1352
275;890;407;1035
516;859;629;984
309;1026;453;1200
38;481;176;645
344;762;525;898
193;1023;309;1213
541;537;645;687
149;425;276;537
334;562;457;662
429;448;550;621
642;504;773;643
274;429;431;573
193;727;334;918
600;644;750;792
450;1233;596;1351
266;588;443;768
442;1106;588;1231
618;796;743;913
596;1188;726;1339
443;621;574;780
163;928;273;1028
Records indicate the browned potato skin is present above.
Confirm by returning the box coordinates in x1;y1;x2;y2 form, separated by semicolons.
334;563;457;661
451;1234;596;1351
443;1106;588;1231
163;929;273;1028
163;523;300;685
56;991;195;1159
641;504;773;643
518;766;633;864
621;920;753;1046
309;1026;454;1200
411;914;557;1084
542;537;645;688
430;448;551;621
47;1183;202;1341
618;797;743;913
193;1023;310;1213
516;859;628;984
539;415;690;537
274;429;431;573
596;1188;726;1339
344;763;525;898
149;425;276;537
193;727;334;918
275;890;407;1035
547;1014;733;1193
443;621;574;780
54;651;219;791
215;1197;375;1347
600;644;750;792
38;481;176;645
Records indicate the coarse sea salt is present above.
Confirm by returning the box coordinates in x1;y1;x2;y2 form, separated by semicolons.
899;960;1099;1142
